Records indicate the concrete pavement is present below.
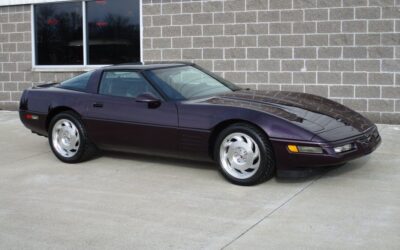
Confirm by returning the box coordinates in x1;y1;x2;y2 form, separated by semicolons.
0;111;399;249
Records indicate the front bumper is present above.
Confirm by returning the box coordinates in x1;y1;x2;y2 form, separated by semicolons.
270;126;381;170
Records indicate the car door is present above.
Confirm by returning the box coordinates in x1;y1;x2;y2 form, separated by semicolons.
85;69;179;156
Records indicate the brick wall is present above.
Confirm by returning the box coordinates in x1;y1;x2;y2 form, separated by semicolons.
0;5;81;110
142;0;400;124
0;0;399;124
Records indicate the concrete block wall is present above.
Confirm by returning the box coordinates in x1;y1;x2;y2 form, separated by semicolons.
0;5;81;110
0;5;31;110
142;0;400;124
0;0;399;124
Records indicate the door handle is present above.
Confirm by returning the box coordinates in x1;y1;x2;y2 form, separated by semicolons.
93;103;103;108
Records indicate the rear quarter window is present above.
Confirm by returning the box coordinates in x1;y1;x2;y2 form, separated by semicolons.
60;71;93;91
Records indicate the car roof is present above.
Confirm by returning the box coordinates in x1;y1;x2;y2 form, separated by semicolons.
102;62;193;71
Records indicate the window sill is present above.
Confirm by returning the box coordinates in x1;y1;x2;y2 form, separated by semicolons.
32;65;109;72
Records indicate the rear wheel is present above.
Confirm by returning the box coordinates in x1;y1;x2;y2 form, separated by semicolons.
49;111;97;163
215;123;275;185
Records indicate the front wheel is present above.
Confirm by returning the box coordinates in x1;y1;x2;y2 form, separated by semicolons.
215;123;275;185
49;111;96;163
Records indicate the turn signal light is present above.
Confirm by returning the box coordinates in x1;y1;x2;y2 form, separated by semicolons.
287;145;299;153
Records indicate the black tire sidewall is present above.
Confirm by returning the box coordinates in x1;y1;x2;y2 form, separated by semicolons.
215;124;274;185
48;112;87;163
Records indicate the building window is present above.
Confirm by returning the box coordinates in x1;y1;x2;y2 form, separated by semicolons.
35;2;83;65
87;0;141;65
33;0;141;66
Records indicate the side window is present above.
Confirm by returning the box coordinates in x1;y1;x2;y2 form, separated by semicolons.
60;71;93;91
99;71;161;99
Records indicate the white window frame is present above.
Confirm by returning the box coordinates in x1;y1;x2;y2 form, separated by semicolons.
31;0;143;72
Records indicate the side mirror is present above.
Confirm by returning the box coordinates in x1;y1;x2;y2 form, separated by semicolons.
136;93;161;109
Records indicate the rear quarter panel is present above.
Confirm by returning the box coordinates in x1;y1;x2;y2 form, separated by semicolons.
20;87;93;136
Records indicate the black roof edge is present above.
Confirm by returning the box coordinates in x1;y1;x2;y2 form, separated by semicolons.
114;61;194;66
147;61;194;65
115;62;144;66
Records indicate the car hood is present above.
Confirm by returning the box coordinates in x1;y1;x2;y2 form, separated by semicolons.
202;90;374;136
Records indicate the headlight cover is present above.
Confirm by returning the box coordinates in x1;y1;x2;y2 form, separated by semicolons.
334;143;354;153
297;146;324;154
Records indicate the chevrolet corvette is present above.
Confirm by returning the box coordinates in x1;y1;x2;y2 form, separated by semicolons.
19;62;381;185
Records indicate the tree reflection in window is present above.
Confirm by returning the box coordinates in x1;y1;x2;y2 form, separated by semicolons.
35;2;83;65
87;0;141;64
34;0;141;66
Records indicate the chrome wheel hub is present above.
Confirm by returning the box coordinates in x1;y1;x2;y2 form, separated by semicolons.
233;147;248;164
52;119;80;158
219;132;261;179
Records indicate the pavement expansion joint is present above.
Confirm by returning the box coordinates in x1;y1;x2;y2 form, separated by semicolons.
220;173;325;249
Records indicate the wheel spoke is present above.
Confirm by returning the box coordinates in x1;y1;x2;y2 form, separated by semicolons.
52;118;81;158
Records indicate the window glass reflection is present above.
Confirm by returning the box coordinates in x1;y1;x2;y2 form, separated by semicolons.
87;0;141;64
60;71;93;91
35;2;83;65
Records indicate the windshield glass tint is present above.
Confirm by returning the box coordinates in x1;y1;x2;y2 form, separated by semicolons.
60;71;93;91
146;66;235;100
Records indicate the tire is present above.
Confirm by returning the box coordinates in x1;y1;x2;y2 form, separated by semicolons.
48;111;97;163
214;123;275;185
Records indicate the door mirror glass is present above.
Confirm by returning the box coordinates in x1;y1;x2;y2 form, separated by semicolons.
136;93;161;109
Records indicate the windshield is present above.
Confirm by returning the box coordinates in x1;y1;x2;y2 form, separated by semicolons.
144;66;240;100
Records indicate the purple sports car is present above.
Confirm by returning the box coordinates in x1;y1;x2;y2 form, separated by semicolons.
19;63;381;185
